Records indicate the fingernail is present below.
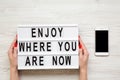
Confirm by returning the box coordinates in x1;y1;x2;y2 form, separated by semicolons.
14;41;17;47
79;41;82;49
14;34;18;47
79;43;82;49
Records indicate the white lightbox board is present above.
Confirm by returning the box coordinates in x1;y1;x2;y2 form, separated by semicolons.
18;24;79;70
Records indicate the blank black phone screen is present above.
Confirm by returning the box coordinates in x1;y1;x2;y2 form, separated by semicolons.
95;30;108;52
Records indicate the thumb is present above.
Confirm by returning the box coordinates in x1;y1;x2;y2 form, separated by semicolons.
13;47;18;57
79;49;83;58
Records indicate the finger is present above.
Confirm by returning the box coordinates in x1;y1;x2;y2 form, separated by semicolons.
13;47;18;57
79;49;83;58
78;36;82;49
14;35;18;47
10;36;17;49
79;37;85;49
78;36;87;55
84;49;89;56
79;37;89;56
13;47;18;67
8;35;17;55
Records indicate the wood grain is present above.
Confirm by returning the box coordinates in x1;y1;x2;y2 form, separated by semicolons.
0;0;120;80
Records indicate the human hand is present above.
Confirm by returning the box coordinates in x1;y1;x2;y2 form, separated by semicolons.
79;36;89;71
8;36;18;70
8;36;19;80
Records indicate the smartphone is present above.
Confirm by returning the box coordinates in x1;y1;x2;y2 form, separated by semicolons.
95;28;109;56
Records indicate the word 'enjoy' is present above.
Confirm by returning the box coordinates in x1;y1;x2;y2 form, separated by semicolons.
31;27;63;38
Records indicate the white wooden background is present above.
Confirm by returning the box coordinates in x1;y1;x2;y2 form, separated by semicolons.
0;0;120;80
